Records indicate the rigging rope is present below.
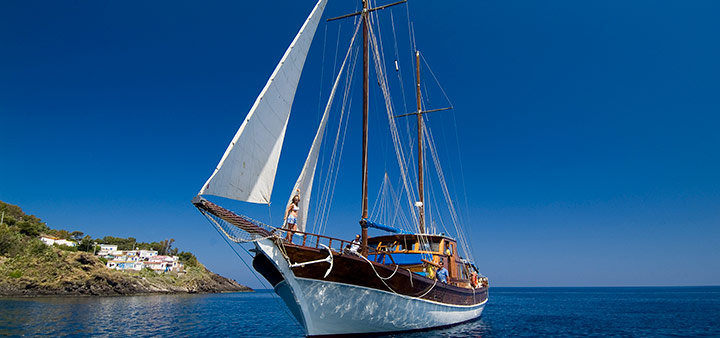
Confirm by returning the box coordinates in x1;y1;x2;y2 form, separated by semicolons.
389;175;412;229
424;124;472;259
316;50;356;235
419;53;454;108
351;250;438;299
418;51;475;260
311;18;362;234
369;172;387;221
390;10;409;117
316;25;328;124
367;19;420;235
368;19;437;256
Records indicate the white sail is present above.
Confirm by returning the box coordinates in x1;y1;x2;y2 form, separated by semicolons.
199;0;328;203
285;20;361;232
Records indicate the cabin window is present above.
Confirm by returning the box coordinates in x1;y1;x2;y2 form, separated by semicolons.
400;240;414;251
385;241;398;251
419;239;441;252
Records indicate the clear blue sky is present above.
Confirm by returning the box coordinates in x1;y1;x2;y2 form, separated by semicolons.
1;0;718;288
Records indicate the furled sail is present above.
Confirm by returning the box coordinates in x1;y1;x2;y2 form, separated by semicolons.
199;0;328;204
284;20;361;232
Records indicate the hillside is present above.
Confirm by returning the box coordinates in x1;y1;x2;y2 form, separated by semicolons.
0;201;252;296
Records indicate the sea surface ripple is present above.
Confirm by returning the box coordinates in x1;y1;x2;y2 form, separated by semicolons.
1;287;718;337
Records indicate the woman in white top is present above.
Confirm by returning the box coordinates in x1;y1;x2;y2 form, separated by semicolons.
285;194;300;241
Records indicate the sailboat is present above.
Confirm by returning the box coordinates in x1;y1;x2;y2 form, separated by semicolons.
192;0;489;336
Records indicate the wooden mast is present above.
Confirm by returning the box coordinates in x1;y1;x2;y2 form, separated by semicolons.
327;0;407;256
360;0;369;256
415;50;425;234
394;51;452;235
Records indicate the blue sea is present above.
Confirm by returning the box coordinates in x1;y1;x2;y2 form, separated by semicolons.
1;287;718;337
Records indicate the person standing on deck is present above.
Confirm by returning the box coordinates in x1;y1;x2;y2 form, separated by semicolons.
437;261;449;284
285;194;300;241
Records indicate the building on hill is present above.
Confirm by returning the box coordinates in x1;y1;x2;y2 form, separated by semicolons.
139;250;157;259
56;239;77;247
144;256;184;273
97;244;118;256
39;235;77;247
39;235;58;246
106;261;144;271
102;249;183;273
148;255;184;272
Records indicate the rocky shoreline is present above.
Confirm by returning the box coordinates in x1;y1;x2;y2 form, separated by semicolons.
0;277;252;298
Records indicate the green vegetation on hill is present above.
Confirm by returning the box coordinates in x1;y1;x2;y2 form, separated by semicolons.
0;200;249;296
0;201;197;265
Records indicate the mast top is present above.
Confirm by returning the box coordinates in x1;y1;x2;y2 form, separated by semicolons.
327;0;407;22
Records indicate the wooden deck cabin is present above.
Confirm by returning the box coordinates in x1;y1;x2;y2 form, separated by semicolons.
367;234;477;288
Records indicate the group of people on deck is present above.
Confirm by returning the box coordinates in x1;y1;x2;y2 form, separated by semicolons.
284;192;450;284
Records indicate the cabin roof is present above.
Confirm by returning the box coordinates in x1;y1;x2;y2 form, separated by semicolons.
367;233;456;243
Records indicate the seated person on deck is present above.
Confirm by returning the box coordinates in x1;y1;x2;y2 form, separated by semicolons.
348;234;361;253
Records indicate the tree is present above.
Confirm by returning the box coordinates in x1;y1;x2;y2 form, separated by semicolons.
70;231;84;241
0;223;23;256
158;238;175;255
49;229;71;239
79;235;95;252
3;203;49;237
178;251;198;267
96;236;136;250
17;219;43;237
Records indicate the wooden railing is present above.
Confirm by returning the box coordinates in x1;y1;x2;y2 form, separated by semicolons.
283;229;379;255
367;252;397;265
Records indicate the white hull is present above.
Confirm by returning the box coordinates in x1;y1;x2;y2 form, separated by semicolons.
255;239;487;336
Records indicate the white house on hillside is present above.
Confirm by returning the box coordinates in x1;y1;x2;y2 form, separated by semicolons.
39;235;57;246
106;261;144;271
139;250;158;259
97;244;118;256
39;235;77;247
101;248;182;273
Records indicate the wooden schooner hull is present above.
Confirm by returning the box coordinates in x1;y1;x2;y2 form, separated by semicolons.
253;238;488;336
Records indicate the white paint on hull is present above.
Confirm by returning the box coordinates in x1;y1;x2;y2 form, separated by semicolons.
255;239;487;336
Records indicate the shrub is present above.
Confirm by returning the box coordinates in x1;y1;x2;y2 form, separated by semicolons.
17;220;42;237
139;267;157;278
55;243;78;252
178;251;199;268
0;224;24;257
28;239;50;255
